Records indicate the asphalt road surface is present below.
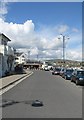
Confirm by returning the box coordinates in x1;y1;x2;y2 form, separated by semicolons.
1;70;82;118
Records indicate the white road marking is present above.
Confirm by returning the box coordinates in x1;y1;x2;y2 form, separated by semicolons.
0;72;33;95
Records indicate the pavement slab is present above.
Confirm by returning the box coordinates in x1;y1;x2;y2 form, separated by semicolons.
0;70;32;89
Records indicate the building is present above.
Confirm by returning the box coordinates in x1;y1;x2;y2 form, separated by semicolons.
0;53;3;77
0;33;15;77
15;52;26;65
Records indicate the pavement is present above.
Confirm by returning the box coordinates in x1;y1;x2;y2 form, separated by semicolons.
0;70;32;90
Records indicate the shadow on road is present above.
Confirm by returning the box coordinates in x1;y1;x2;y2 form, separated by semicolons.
0;99;34;108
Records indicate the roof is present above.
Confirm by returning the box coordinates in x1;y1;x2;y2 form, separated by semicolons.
15;52;23;57
0;33;11;41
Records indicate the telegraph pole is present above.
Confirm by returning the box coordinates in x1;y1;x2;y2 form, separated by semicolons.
28;50;30;62
63;35;65;65
37;54;38;61
58;34;69;67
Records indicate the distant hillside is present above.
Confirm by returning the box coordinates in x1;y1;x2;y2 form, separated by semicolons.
44;59;82;67
45;59;81;63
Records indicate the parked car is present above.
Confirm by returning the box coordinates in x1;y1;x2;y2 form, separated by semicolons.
71;69;84;85
60;68;65;76
52;67;61;75
62;68;74;80
44;66;49;71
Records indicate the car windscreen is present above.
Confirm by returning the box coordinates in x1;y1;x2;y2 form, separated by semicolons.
77;71;84;76
55;68;61;71
66;69;73;73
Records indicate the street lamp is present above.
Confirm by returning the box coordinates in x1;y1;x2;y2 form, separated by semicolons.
58;34;69;67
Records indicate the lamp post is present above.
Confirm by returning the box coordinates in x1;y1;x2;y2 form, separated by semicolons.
58;34;69;67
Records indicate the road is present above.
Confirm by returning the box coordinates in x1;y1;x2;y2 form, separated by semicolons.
1;70;82;118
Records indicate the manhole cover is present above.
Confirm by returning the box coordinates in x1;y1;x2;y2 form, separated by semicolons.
31;100;43;107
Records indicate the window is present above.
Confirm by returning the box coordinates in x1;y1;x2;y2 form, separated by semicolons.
22;59;25;61
15;58;19;60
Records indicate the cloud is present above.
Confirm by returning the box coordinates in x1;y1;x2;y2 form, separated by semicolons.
0;0;19;20
0;0;8;20
0;18;35;46
66;32;82;49
72;28;79;33
56;25;69;34
66;48;82;61
0;18;82;61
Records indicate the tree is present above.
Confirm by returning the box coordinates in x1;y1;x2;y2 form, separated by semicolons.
7;55;14;72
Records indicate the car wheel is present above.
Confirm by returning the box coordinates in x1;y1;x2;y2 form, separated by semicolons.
76;80;79;85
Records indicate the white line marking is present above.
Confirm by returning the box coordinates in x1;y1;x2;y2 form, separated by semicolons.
0;72;33;95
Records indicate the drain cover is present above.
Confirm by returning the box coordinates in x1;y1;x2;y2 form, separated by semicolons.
31;100;43;107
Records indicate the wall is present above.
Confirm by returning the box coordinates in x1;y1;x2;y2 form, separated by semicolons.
0;45;15;76
0;54;2;77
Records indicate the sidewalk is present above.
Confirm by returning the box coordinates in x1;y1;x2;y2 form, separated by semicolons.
0;70;32;90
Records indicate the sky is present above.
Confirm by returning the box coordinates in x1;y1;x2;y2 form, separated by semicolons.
0;1;82;61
